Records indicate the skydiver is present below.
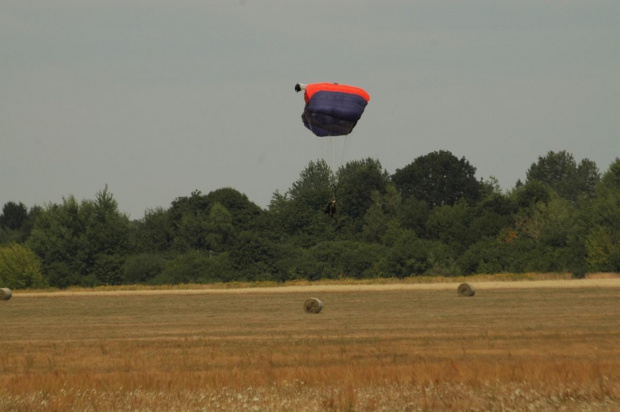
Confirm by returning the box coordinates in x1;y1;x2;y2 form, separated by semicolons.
324;197;342;229
324;197;338;219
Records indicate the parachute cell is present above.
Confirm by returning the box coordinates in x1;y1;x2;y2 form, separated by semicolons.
298;83;370;137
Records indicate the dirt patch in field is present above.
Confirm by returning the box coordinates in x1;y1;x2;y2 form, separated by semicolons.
12;278;620;298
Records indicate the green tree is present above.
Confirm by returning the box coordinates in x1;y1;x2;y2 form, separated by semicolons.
27;188;130;287
586;158;620;271
0;243;47;289
514;201;549;242
27;196;90;287
0;202;39;244
228;231;295;282
296;241;385;280
458;238;509;275
132;207;174;253
162;192;239;253
122;253;168;284
0;202;28;231
267;160;336;246
397;197;430;237
88;186;131;253
375;230;456;277
526;150;600;203
469;191;516;242
153;250;234;284
205;188;263;231
168;190;211;222
362;185;402;244
426;199;476;254
512;180;553;209
288;159;335;210
335;158;390;230
166;190;212;252
392;150;482;208
577;159;601;200
172;207;211;252
586;227;620;272
203;202;235;253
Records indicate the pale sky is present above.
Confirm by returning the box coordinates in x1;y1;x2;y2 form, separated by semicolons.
2;1;619;219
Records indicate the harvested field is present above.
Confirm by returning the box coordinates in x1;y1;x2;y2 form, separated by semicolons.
1;279;619;411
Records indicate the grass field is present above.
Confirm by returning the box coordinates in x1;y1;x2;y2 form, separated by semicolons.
1;278;619;411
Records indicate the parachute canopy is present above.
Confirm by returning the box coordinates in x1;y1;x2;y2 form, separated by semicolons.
299;83;370;137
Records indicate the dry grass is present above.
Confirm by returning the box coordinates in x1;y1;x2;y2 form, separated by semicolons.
586;272;620;279
13;271;586;296
1;280;620;411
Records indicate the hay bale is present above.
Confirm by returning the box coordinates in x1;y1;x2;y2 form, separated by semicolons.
0;288;12;301
457;283;476;297
304;298;323;314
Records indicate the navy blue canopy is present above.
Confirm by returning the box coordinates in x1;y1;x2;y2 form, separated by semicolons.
300;83;370;137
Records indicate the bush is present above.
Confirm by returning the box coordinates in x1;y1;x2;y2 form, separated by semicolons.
45;261;80;288
0;243;48;289
459;239;509;275
296;241;386;280
92;254;125;286
228;231;297;282
152;251;233;285
376;231;458;277
123;254;168;284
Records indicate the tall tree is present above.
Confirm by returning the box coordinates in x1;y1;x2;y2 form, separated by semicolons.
512;180;553;209
362;185;404;245
205;188;262;231
27;196;90;287
392;150;482;208
27;188;130;287
132;207;174;253
165;190;213;252
426;199;476;254
586;158;620;271
288;159;335;209
335;158;390;227
268;160;336;245
204;202;234;252
0;201;36;244
0;202;28;231
526;150;600;203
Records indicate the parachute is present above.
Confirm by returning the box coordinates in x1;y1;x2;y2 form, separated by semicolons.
296;83;370;137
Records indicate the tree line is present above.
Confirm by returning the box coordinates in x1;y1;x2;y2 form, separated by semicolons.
1;150;619;289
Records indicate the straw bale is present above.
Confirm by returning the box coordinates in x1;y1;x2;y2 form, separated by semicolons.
0;288;12;301
304;297;323;314
457;283;476;297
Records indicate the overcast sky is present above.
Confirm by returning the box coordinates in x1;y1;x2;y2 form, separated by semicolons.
2;1;619;219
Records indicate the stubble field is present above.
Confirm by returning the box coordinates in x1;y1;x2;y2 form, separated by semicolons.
1;279;619;411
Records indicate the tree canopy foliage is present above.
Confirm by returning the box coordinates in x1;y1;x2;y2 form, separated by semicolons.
1;150;618;289
392;150;482;207
526;150;600;203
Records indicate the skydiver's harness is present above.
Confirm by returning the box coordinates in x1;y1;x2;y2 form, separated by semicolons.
325;200;337;217
324;186;339;219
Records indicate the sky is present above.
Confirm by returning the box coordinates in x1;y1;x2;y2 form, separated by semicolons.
2;1;619;219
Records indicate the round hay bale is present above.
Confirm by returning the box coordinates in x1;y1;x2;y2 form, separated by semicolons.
457;283;476;297
304;298;323;314
0;288;12;301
